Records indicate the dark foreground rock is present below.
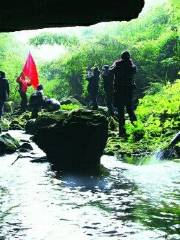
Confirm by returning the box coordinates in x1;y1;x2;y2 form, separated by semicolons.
30;109;108;171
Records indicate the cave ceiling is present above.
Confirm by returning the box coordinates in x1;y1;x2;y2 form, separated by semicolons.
0;0;144;32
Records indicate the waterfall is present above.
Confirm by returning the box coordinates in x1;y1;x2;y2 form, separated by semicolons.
152;131;180;161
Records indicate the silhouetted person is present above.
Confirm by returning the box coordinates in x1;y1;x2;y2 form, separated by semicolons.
101;65;114;115
0;71;9;118
86;66;100;110
112;51;137;137
29;84;44;118
16;72;31;112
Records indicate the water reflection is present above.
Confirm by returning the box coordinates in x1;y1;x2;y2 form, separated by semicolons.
0;131;179;240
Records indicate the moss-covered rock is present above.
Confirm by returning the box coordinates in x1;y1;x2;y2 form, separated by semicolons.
32;109;108;171
60;96;82;106
0;118;10;131
0;133;20;155
9;112;31;130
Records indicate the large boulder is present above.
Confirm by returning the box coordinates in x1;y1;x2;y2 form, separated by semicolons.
32;109;108;171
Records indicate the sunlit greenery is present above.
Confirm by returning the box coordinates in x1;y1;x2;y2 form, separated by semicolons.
60;103;81;111
105;78;180;160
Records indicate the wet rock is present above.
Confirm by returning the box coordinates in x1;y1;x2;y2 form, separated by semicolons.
32;109;108;171
19;143;33;152
9;120;24;130
174;146;180;158
0;133;20;155
0;118;10;131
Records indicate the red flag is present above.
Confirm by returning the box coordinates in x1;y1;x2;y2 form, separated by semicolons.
22;52;39;89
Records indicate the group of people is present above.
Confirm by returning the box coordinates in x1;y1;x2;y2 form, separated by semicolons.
0;70;60;119
16;75;60;118
86;51;137;137
16;73;45;118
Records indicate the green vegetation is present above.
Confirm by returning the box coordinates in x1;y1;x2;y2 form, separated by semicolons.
60;103;82;111
105;78;180;161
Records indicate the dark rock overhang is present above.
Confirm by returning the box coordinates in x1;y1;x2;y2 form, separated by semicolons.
0;0;144;32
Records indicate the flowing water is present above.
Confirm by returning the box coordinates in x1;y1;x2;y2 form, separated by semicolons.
0;131;179;240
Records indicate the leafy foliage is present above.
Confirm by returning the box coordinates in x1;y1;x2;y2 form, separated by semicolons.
105;78;180;161
127;79;180;149
29;33;79;46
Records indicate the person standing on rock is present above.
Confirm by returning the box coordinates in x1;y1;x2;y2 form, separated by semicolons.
29;84;44;118
101;65;114;116
86;66;100;110
111;51;137;137
0;71;9;118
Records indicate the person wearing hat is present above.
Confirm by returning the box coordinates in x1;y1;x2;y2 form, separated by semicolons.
0;71;9;118
111;51;137;137
101;65;114;115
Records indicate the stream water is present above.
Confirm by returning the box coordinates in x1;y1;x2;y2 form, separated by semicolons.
0;131;179;240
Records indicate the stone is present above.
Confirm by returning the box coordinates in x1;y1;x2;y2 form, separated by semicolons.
0;133;20;155
9;120;24;130
20;142;33;150
60;97;82;106
32;109;108;171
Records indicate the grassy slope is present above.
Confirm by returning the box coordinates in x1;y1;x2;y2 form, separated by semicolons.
105;79;180;160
